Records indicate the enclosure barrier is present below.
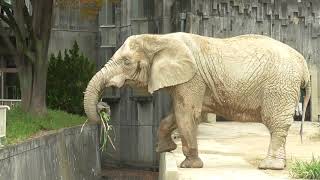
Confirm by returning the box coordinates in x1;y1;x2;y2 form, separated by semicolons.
0;99;21;106
0;124;101;180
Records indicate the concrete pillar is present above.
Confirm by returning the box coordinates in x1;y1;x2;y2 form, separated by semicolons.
201;112;216;123
318;68;320;122
159;153;178;180
310;65;319;122
161;0;175;33
207;113;217;123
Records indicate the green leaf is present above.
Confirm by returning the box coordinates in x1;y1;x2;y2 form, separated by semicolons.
289;156;320;179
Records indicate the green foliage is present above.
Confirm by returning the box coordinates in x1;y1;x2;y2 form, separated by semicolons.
47;41;96;115
98;110;115;151
289;157;320;179
6;106;86;144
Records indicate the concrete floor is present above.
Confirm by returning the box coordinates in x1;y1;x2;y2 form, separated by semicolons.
166;121;320;180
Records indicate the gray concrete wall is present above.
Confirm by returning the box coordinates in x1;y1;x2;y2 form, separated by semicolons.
0;125;101;180
49;29;98;62
48;0;99;63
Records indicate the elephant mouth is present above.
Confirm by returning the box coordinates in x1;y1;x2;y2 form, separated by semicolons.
107;75;126;88
125;80;147;88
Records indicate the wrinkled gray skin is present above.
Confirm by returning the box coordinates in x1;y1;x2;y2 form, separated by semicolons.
84;32;311;170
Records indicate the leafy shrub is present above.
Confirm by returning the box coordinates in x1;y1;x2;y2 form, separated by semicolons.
289;157;320;179
47;41;96;115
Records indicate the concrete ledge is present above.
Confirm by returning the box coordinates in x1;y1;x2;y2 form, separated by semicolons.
159;152;178;180
159;122;320;180
0;124;101;180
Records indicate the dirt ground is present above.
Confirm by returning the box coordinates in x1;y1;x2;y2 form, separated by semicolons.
172;121;320;179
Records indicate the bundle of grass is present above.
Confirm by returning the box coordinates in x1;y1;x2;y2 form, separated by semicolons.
82;102;115;151
289;156;320;179
98;108;115;151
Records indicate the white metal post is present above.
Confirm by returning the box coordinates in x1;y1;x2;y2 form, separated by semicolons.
0;105;10;147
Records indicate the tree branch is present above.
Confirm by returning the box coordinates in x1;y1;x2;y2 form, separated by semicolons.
0;0;25;49
24;49;35;62
0;0;12;9
29;0;53;62
23;4;32;31
30;0;43;40
0;1;15;27
12;0;28;45
40;0;53;49
22;3;36;55
0;13;10;25
0;20;16;54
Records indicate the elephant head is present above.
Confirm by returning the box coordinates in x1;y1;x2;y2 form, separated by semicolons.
84;34;197;122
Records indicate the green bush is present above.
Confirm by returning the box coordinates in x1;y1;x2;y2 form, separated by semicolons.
289;157;320;179
47;41;96;115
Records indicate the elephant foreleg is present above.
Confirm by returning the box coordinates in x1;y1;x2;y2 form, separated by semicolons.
175;104;203;168
156;113;178;153
171;75;206;168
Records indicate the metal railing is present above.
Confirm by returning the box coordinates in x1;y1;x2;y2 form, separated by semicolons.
0;99;21;107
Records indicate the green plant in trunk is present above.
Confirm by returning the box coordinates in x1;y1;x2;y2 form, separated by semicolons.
47;41;95;115
289;156;320;179
98;110;115;151
81;101;115;151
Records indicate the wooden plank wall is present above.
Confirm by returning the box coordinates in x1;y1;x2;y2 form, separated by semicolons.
178;0;320;121
180;0;320;66
100;0;171;170
100;0;320;170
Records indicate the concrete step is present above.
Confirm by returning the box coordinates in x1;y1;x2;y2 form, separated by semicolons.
159;122;320;180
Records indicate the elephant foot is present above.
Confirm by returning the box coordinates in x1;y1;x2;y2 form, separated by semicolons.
180;157;203;168
156;139;177;153
258;157;285;170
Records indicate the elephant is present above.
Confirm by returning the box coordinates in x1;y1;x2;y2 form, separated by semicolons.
84;32;311;170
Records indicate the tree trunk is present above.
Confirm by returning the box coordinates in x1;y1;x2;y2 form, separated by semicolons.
29;44;48;115
17;56;33;112
29;69;48;115
17;58;48;115
16;46;48;115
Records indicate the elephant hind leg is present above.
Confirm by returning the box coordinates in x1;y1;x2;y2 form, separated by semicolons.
258;84;298;169
259;103;295;169
258;121;291;170
156;113;178;153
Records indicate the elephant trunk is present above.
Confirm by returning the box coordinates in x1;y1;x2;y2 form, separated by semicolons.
83;61;116;123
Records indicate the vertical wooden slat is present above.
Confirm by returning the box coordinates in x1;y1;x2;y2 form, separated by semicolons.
280;0;288;19
137;102;154;126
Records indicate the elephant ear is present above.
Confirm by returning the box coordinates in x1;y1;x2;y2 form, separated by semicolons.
147;39;196;93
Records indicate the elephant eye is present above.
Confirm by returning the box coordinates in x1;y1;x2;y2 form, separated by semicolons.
124;58;131;66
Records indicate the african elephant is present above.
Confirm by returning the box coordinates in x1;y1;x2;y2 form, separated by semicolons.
84;32;311;170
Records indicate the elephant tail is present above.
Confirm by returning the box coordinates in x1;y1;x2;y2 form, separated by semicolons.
300;77;311;143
